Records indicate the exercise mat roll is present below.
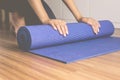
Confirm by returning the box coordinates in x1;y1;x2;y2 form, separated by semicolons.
17;20;114;50
17;20;120;63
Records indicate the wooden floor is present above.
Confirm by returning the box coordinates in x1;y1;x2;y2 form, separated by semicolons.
0;27;120;80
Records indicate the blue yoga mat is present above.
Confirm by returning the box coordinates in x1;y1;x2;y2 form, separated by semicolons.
17;20;120;63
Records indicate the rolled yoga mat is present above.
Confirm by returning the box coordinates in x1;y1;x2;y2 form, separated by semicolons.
17;20;120;63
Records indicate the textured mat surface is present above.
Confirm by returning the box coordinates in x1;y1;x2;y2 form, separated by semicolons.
17;20;120;63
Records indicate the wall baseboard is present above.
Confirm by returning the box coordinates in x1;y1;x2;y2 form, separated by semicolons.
113;23;120;28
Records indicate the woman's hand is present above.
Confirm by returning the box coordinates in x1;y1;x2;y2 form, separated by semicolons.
81;17;101;34
28;0;68;37
47;19;68;37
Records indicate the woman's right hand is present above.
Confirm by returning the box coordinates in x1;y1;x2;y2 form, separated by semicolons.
47;19;69;37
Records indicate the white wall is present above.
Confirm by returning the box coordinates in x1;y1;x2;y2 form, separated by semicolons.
45;0;120;28
90;0;120;28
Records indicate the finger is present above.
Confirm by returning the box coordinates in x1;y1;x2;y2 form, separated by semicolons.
90;19;99;34
62;21;69;35
97;21;101;28
90;22;98;34
51;23;57;30
56;24;63;35
60;24;66;37
97;26;100;32
86;18;99;34
91;25;97;34
95;20;101;28
94;20;101;33
93;22;98;33
64;24;69;35
61;21;68;36
94;21;100;33
88;21;96;33
94;23;99;34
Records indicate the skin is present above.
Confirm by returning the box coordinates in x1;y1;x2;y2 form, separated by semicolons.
12;0;100;36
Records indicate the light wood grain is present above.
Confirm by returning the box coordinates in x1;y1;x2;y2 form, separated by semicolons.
0;29;120;80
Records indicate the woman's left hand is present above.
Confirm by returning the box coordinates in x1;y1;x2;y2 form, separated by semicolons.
80;17;101;34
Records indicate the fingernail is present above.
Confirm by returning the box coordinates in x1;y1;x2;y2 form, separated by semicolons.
54;28;57;30
59;31;62;34
65;34;67;37
95;31;98;35
98;29;99;32
63;34;66;37
67;31;69;35
96;32;98;34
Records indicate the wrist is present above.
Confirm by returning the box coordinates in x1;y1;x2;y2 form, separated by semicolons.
40;18;51;24
78;17;87;22
78;17;84;22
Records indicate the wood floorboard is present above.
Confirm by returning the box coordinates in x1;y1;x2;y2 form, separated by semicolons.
0;28;120;80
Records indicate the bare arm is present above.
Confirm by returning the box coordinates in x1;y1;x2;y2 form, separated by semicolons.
28;0;68;36
28;0;50;23
28;0;100;36
63;0;100;34
63;0;82;22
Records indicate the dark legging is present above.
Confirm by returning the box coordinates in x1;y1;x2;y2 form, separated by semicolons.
0;0;56;25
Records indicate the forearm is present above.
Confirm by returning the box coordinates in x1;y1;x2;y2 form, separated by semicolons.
63;0;83;22
28;0;50;24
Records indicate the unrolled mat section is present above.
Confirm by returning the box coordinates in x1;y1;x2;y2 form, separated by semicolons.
17;20;120;63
